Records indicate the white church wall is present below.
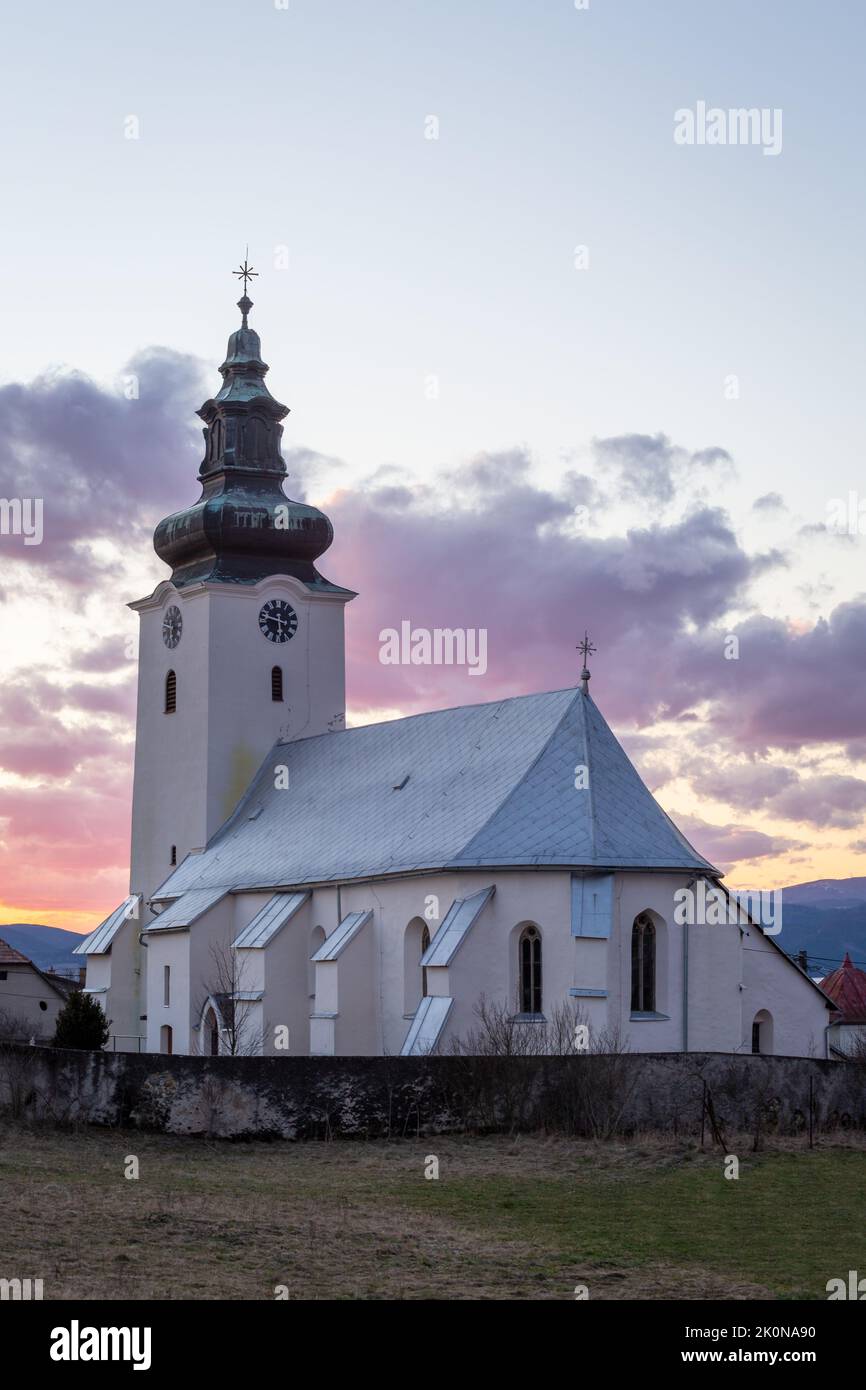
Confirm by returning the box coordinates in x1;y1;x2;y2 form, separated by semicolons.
740;924;829;1057
129;583;213;916
102;919;145;1052
332;919;378;1055
203;576;349;835
614;873;687;1053
232;891;316;1057
145;929;190;1054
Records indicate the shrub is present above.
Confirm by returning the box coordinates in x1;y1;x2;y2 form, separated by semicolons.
52;991;109;1051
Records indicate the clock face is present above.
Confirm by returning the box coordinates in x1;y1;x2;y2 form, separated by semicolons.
162;605;183;649
259;599;298;644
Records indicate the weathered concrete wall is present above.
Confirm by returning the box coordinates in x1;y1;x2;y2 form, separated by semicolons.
0;1043;863;1141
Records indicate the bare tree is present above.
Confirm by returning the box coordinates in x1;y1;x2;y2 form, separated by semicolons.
195;940;259;1056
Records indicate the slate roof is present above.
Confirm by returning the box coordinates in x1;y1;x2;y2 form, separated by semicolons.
233;892;309;949
311;911;372;962
74;896;140;956
821;953;866;1023
152;687;716;899
147;887;228;932
423;887;495;967
0;937;32;965
401;996;453;1056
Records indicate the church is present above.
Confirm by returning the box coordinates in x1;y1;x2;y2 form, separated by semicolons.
76;280;833;1060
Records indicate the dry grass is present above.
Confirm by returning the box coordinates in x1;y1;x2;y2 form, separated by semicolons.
1;1123;863;1300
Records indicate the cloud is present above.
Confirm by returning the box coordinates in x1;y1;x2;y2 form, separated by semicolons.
0;350;207;585
591;433;734;507
752;491;786;513
676;813;805;874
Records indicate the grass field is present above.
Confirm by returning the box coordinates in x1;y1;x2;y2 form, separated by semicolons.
1;1125;863;1300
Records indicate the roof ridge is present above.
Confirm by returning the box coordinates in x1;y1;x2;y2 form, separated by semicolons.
274;684;580;749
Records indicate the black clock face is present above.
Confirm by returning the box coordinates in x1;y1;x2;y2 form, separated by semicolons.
259;599;298;644
162;605;183;649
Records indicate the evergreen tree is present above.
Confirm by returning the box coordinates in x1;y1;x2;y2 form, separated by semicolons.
52;990;110;1050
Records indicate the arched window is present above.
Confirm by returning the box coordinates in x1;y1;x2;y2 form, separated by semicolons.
165;670;177;714
631;912;656;1012
421;924;430;1000
404;919;431;1015
159;1024;173;1056
519;925;542;1015
271;666;283;702
204;1008;220;1057
752;1009;773;1055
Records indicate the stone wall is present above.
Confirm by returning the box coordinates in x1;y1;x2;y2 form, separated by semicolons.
0;1043;863;1141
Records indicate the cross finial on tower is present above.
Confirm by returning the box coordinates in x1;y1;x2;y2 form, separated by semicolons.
577;630;596;694
233;247;259;326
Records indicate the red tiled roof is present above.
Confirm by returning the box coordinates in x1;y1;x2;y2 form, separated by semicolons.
820;953;866;1023
0;937;31;965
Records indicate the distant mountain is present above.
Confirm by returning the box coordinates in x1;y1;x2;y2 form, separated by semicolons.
755;878;866;976
0;923;85;975
781;877;866;910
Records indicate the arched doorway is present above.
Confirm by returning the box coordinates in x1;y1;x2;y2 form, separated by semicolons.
751;1010;774;1054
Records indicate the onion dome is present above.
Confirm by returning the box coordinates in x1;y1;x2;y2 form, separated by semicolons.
820;952;866;1023
153;289;344;591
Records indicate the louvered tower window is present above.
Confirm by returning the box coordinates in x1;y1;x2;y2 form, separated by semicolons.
165;670;177;713
271;666;283;701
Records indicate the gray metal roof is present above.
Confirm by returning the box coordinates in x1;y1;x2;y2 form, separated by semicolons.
312;910;372;961
154;688;716;898
233;892;309;949
422;886;495;967
146;887;228;933
74;895;140;955
401;996;453;1055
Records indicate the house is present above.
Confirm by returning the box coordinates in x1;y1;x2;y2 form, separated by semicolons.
0;938;72;1040
820;953;866;1058
75;286;835;1059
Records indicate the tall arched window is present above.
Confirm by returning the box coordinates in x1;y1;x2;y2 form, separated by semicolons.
165;670;177;713
421;924;430;1000
631;912;656;1012
519;925;542;1015
271;666;283;701
403;919;431;1015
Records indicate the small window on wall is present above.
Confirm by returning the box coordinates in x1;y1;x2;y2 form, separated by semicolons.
165;670;177;713
170;845;177;866
163;965;171;1007
271;666;283;702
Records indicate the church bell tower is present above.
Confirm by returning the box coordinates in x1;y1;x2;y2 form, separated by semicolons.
129;269;355;918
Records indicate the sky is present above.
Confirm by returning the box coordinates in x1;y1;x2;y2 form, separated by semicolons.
1;0;865;933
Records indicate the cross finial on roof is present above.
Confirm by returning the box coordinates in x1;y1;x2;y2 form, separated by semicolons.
577;630;596;694
233;247;258;326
